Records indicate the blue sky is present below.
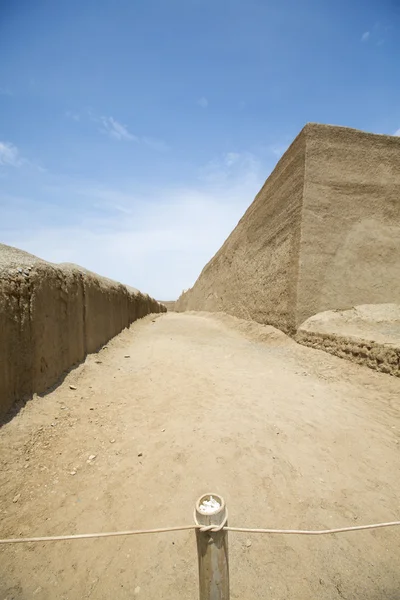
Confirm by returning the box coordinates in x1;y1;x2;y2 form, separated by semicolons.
0;0;399;299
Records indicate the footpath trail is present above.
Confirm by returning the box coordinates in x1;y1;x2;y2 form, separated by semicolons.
1;311;400;600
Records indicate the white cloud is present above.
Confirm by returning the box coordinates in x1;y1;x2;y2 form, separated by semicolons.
201;151;261;188
0;141;22;167
0;141;45;173
86;111;168;151
100;116;138;141
224;152;241;167
65;110;80;121
142;137;170;152
394;129;400;137
361;31;370;42
197;97;209;108
0;152;270;300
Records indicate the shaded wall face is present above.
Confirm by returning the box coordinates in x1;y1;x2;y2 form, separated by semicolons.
297;126;400;326
0;275;32;414
30;268;86;392
176;132;306;332
0;263;166;418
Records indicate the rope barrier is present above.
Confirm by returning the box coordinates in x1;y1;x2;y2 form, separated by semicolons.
0;526;196;545
1;520;399;545
225;521;400;535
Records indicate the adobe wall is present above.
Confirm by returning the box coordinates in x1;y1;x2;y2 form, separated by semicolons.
0;244;166;418
175;130;306;332
176;124;400;333
297;124;400;326
159;301;176;311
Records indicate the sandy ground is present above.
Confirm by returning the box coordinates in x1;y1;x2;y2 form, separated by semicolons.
1;311;400;600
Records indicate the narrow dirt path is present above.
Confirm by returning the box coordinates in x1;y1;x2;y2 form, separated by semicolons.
1;312;399;600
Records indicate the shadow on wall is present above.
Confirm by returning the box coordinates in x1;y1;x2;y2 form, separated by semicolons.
0;245;166;420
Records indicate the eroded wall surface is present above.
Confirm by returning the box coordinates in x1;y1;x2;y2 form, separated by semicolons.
298;124;400;325
0;245;165;417
176;124;400;332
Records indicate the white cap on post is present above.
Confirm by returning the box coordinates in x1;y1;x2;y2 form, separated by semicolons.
195;493;229;600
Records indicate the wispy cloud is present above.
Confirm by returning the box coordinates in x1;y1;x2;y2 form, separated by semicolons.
86;111;168;150
394;129;400;137
361;23;390;46
65;110;80;121
224;152;241;167
91;200;133;215
100;116;138;141
0;151;270;299
197;97;209;108
0;141;22;167
0;140;46;173
142;136;170;152
200;151;262;190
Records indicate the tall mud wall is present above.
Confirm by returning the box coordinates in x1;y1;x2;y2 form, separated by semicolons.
298;124;400;325
0;244;165;418
175;130;306;332
176;124;400;332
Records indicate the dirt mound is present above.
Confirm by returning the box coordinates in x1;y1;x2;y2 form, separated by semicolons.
191;311;294;346
296;304;400;376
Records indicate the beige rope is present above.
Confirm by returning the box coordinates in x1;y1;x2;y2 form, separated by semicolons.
225;521;400;535
0;526;196;545
1;520;400;545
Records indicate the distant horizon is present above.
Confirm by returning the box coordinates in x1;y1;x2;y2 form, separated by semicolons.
1;0;399;298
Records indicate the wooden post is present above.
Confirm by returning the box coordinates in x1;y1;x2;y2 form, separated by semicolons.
195;493;229;600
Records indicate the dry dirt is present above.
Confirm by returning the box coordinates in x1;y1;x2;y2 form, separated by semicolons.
1;311;400;600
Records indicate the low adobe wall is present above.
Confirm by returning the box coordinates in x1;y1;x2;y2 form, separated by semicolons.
0;244;166;418
296;304;400;377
